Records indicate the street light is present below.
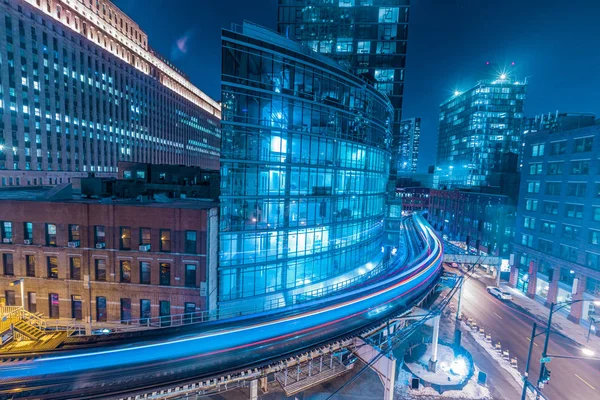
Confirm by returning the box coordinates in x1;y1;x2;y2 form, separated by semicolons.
581;348;595;357
9;278;25;310
538;299;600;387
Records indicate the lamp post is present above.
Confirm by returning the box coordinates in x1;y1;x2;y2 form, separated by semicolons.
9;278;25;311
538;299;600;388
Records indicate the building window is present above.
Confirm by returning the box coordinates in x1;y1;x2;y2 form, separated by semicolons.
587;253;600;271
159;300;171;326
94;225;106;246
160;229;171;252
521;234;533;247
120;298;132;322
47;256;58;278
544;182;561;196
71;295;82;320
69;224;80;243
185;231;197;253
159;263;171;286
140;261;151;284
26;255;35;277
335;38;353;53
357;41;370;54
549;141;567;155
1;221;12;242
523;217;535;230
529;163;543;175
28;292;37;313
140;299;151;324
184;302;195;323
527;181;540;194
24;222;33;242
567;182;586;197
96;296;107;322
136;170;145;179
570;160;590;175
531;144;545;157
525;199;538;212
589;230;600;246
543;201;559;215
540;221;556;235
565;204;584;219
573;137;593;153
594;207;600;222
139;227;151;249
49;293;59;318
123;170;132;179
185;264;197;287
95;259;107;281
547;162;564;175
70;257;81;280
538;239;553;254
5;290;15;306
378;6;399;23
120;227;131;250
120;260;131;283
562;225;580;240
3;253;14;275
46;223;57;246
559;245;578;263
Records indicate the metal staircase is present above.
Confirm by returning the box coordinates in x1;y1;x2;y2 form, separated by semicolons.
0;306;67;351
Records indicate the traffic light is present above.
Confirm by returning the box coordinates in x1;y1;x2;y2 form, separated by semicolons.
541;366;551;384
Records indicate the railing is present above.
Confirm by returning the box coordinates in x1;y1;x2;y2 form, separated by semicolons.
0;306;47;335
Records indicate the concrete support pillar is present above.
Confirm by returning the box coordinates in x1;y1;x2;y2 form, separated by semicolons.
259;376;268;393
353;337;396;400
545;269;559;308
568;275;586;324
526;261;538;300
428;315;440;372
249;379;258;400
509;265;519;288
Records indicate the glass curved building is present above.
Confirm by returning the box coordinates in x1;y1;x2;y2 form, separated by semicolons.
219;22;393;310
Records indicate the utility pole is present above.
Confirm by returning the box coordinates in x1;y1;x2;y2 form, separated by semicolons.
521;322;537;400
538;303;555;386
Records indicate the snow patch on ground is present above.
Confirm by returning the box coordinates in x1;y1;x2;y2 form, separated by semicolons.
396;364;491;399
406;344;466;385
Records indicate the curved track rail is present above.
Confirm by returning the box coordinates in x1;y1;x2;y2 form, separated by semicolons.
0;215;443;399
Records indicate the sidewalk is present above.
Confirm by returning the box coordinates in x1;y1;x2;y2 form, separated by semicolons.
463;267;600;354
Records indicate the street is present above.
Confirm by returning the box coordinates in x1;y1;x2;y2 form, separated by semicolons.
453;268;600;400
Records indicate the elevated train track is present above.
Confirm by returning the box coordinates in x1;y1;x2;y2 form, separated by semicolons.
0;214;443;399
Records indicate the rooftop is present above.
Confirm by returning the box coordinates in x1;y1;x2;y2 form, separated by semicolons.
0;185;217;210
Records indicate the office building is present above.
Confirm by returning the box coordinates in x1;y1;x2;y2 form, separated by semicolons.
436;74;526;188
428;189;515;258
277;0;409;175
511;123;600;327
397;187;429;214
0;0;221;187
219;22;393;312
0;183;218;325
399;117;420;173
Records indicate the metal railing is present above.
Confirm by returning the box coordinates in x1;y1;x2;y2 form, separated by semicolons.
0;306;47;335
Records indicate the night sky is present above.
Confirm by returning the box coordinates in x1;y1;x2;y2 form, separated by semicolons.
114;0;600;172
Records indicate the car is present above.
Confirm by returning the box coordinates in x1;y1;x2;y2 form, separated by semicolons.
486;286;513;300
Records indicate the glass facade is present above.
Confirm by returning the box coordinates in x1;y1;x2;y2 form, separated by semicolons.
219;23;393;304
399;117;420;173
277;0;409;175
436;78;527;188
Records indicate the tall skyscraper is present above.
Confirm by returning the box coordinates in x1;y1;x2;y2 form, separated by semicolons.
219;22;393;312
277;0;410;176
435;74;526;188
399;117;420;173
0;0;221;187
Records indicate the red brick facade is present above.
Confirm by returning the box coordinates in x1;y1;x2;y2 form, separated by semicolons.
0;197;218;325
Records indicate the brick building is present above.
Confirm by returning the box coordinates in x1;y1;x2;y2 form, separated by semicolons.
0;184;218;327
397;187;430;215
